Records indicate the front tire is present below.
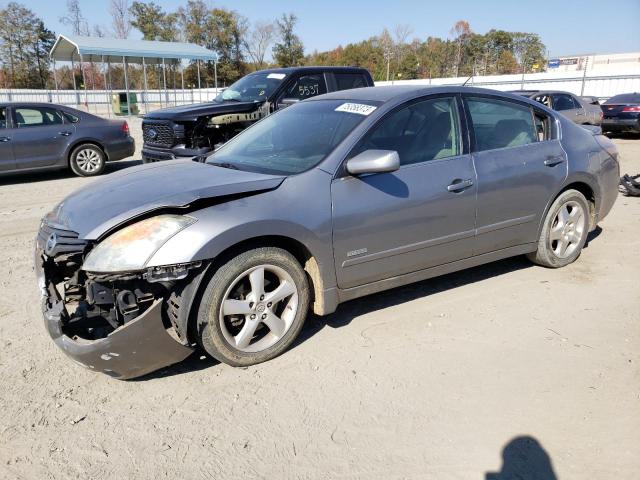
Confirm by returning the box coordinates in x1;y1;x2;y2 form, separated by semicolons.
70;144;106;177
197;247;310;367
527;189;590;268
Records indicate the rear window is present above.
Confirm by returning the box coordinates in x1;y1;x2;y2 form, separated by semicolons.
63;112;80;123
605;93;640;104
335;73;369;91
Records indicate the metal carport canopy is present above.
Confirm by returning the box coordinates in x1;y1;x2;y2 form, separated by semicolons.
49;34;218;64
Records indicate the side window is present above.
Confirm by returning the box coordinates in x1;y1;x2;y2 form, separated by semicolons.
334;73;368;91
14;107;63;128
570;95;583;109
283;75;327;100
352;96;461;166
467;97;537;151
532;94;552;108
553;94;575;111
0;108;6;129
533;110;554;142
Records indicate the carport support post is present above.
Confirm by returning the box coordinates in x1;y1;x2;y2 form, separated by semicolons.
79;53;89;111
102;56;110;118
142;57;149;114
214;60;218;92
162;58;167;107
123;56;131;118
180;62;185;105
197;60;201;103
52;59;60;104
107;59;113;117
71;58;78;104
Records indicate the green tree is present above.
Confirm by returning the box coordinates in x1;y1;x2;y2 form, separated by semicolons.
0;2;55;88
273;13;304;67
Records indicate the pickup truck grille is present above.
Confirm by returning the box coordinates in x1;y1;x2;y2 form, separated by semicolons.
142;120;175;148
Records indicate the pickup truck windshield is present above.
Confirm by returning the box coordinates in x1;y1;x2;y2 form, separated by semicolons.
215;72;286;103
208;100;379;175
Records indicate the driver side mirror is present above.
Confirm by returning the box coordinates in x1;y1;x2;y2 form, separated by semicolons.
277;98;299;109
346;150;400;176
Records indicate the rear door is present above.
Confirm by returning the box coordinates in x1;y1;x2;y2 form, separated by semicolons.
464;95;567;255
0;106;16;172
552;93;584;124
11;106;74;169
332;95;477;289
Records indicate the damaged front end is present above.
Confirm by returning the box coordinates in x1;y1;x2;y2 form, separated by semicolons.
35;222;197;380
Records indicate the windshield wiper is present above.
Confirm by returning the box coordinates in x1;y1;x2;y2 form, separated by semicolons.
209;162;241;170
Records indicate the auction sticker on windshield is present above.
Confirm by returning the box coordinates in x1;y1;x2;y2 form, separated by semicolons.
335;103;377;116
267;73;286;80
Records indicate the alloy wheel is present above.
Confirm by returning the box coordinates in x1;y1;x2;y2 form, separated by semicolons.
219;264;299;353
549;200;586;258
75;148;103;173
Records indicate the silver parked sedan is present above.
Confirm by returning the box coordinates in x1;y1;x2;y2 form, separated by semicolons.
0;103;134;177
512;90;603;126
35;86;620;379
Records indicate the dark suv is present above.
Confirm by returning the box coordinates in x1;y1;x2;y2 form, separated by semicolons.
141;66;374;162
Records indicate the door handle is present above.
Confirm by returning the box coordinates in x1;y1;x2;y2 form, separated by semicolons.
447;178;474;192
58;131;72;136
0;136;10;142
544;155;565;167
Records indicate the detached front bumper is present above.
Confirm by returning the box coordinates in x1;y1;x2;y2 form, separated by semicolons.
36;251;194;380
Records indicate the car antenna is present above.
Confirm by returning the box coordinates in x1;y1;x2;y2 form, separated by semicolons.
461;75;473;87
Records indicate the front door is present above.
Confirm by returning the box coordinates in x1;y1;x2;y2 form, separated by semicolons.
11;106;73;169
0;106;16;172
332;95;477;289
464;95;568;255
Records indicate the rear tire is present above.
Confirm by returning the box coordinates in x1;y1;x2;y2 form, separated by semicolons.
197;247;310;367
69;144;106;177
527;189;590;268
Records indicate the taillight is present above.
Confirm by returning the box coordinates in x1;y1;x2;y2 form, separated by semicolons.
622;106;640;112
121;121;130;135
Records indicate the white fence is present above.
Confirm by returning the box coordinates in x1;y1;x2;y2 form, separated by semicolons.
0;87;224;116
376;65;640;100
1;67;638;117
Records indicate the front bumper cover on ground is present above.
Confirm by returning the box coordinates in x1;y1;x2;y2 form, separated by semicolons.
37;254;194;380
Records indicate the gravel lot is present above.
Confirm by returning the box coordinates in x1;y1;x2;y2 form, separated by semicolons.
0;135;638;480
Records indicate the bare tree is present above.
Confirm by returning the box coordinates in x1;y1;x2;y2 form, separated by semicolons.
244;21;275;70
92;24;107;38
450;20;471;77
393;24;413;47
60;0;89;36
110;0;131;39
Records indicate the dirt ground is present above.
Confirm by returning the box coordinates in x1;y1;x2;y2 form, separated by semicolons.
0;136;638;480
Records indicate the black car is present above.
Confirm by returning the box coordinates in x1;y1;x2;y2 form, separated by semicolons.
601;93;640;134
141;66;374;162
0;103;134;177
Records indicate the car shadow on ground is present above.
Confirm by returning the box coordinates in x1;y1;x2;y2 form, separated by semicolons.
0;159;142;187
486;435;558;479
141;227;606;380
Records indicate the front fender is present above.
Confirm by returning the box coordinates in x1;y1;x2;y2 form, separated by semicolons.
146;169;337;292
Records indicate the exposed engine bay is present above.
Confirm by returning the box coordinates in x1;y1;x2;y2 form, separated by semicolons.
40;237;201;346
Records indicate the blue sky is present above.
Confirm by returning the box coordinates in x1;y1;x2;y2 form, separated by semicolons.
25;0;640;57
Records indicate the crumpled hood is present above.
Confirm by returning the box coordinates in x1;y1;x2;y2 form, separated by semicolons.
143;100;261;122
44;160;285;239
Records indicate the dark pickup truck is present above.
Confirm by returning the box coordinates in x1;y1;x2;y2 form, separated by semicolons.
141;66;374;162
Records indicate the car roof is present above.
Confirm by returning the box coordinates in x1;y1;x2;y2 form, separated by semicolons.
0;101;75;110
312;85;543;105
512;90;578;97
251;66;370;75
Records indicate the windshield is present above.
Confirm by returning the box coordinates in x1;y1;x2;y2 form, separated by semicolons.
215;72;287;103
207;100;378;175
